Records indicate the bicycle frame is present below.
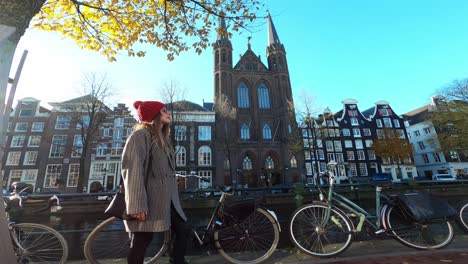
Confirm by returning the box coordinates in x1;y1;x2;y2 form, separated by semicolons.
318;164;391;233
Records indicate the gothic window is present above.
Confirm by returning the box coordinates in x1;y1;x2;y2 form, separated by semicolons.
265;156;274;169
263;124;272;140
257;83;270;109
240;123;250;140
243;156;253;170
215;51;219;65
290;156;297;168
237;82;250;108
176;146;186;166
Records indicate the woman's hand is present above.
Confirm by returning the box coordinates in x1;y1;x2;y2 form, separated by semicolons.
130;211;147;221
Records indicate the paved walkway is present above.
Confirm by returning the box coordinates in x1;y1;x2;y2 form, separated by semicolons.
69;234;468;263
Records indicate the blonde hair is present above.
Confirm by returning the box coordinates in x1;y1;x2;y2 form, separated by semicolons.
134;112;172;151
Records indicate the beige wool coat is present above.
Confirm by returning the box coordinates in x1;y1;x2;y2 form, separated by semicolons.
121;128;187;232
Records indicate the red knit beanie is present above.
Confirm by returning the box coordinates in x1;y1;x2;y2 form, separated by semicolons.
133;101;166;122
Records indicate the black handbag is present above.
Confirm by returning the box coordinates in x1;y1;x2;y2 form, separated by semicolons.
104;185;136;220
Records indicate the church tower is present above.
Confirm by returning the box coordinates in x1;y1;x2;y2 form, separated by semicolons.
213;15;304;188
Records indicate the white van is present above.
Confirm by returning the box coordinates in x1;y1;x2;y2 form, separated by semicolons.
432;174;457;181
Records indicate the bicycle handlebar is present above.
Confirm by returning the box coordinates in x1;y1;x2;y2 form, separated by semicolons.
175;172;210;183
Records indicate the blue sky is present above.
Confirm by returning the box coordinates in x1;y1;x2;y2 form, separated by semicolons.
9;0;468;116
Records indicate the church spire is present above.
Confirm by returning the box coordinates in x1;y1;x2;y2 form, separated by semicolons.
267;13;281;46
217;16;230;43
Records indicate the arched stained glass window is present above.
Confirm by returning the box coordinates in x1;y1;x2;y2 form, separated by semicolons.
265;156;274;169
237;82;250;108
263;124;272;140
290;156;297;168
243;156;253;170
240;123;250;140
258;83;270;109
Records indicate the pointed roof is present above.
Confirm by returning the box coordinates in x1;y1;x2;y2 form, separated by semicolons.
216;17;230;43
267;13;281;46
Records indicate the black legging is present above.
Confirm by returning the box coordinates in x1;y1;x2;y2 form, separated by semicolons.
127;206;189;264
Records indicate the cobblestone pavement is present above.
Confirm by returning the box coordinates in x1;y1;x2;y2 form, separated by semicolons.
68;234;468;263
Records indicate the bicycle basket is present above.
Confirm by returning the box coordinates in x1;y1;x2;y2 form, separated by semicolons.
396;192;457;223
222;198;257;224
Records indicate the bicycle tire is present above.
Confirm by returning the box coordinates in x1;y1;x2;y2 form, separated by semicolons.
84;217;170;264
457;201;468;232
382;205;454;249
289;202;353;257
214;207;280;264
11;222;69;264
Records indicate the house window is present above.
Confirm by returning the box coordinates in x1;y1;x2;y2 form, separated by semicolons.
353;128;361;137
383;118;392;128
380;108;390;116
348;110;358;116
55;115;71;130
326;141;334;151
6;152;21;165
422;154;429;163
368;150;376;160
113;128;123;141
359;163;368;176
376;119;383;128
15;122;28;132
364;140;373;147
243;156;253;170
76;115;90;129
424;127;431;134
363;128;371;136
414;130;420;136
346;151;355;160
23;151;38;165
336;153;344;162
22;170;38;182
290;156;297;168
258;83;271;109
265;156;274;169
344;140;353;148
175;126;187;141
31;122;45;132
27;135;41;147
44;164;62;188
433;153;441;162
319;162;327;173
355;140;363;149
19;109;34;117
357;150;365;160
176;146;186;166
349;163;357;177
317;149;325;160
198;170;212;189
198;126;211;141
114;118;124;127
327;153;335;162
334;141;342;151
96;145;106;156
198;146;212;166
350;117;359;126
263;124;272;140
376;129;384;139
50;135;67;158
111;143;123;156
393;119;400;128
237;82;250;108
240;123;250;140
449;151;458;160
9;170;23;184
72;135;83;157
342;129;351;136
103;128;111;137
418;141;426;150
10;135;26;147
396;129;405;138
67;164;80;187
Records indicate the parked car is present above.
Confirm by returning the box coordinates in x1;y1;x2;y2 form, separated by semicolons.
432;174;457;181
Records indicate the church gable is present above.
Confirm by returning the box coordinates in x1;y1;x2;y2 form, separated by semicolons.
233;49;268;72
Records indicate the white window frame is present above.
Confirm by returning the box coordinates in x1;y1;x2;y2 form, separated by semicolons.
44;164;62;188
31;122;45;132
198;126;211;141
6;152;21;165
10;135;26;147
23;151;38;165
15;122;28;132
198;146;212;166
176;146;186;166
55;115;71;130
67;164;80;187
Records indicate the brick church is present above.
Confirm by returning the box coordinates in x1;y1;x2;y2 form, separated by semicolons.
212;15;305;187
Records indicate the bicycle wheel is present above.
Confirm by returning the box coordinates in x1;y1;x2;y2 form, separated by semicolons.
457;201;468;232
383;205;454;249
11;223;68;264
214;207;280;264
84;217;170;264
289;202;353;257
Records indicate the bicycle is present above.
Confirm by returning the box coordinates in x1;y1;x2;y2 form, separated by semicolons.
456;200;468;233
84;172;281;264
289;161;454;258
3;185;69;264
